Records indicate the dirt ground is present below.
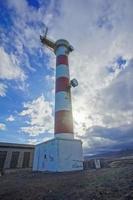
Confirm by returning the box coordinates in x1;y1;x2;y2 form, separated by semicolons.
0;166;133;200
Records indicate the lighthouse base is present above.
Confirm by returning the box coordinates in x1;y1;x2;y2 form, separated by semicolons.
32;138;83;172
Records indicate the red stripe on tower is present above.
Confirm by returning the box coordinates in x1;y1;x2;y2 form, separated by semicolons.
56;77;69;92
56;55;68;65
54;110;73;133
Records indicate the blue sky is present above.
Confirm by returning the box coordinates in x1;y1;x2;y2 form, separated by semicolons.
0;0;133;155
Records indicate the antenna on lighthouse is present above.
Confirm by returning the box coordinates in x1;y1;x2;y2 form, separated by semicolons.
44;27;48;38
40;27;56;51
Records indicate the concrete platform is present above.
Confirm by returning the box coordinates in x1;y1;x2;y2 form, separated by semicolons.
33;138;83;172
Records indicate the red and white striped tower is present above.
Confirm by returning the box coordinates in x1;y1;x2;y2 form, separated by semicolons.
40;33;75;140
33;32;83;172
54;39;74;139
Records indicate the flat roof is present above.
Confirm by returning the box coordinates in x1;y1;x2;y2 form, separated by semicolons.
0;142;35;150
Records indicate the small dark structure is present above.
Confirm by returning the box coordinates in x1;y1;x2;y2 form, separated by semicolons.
83;159;103;170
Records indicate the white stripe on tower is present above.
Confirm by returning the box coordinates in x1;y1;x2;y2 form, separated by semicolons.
56;64;69;79
55;91;72;112
54;40;74;139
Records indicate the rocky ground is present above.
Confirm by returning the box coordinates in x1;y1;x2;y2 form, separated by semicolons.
0;166;133;200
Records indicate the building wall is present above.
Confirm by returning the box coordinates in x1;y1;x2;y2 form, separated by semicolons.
33;138;83;172
0;143;34;171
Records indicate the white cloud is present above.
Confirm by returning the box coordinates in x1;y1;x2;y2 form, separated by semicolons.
0;83;7;97
6;115;15;122
0;123;6;131
6;0;56;53
102;59;133;111
21;126;46;136
27;138;38;145
47;0;133;152
1;0;132;153
27;136;53;145
92;59;133;128
20;95;54;136
0;47;26;81
7;0;28;15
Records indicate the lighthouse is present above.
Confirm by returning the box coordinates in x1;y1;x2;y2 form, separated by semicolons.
33;30;83;172
55;39;74;140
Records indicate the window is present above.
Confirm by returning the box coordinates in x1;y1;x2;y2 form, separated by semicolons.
10;152;19;168
22;152;30;168
0;151;7;170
